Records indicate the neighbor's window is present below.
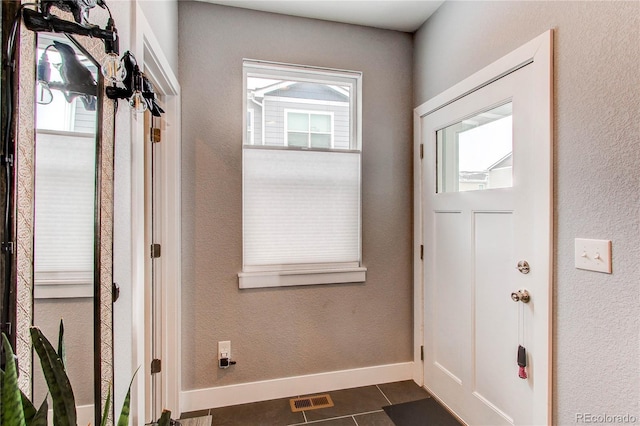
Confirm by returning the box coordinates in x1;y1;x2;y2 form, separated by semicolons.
286;110;333;149
240;60;365;289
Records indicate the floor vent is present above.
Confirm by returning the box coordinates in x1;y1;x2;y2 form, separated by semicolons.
289;394;334;412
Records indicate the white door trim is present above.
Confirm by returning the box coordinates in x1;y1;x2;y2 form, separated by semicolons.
413;30;553;425
132;4;182;423
412;108;425;385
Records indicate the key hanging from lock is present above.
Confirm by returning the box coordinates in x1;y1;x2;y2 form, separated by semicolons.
517;345;528;379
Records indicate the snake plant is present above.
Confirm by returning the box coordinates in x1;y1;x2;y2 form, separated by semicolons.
1;322;157;425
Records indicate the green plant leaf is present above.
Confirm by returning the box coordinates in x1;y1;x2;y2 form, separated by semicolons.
27;398;49;426
1;333;26;426
20;385;37;421
157;410;172;426
57;320;66;368
1;343;49;426
0;369;37;420
116;367;139;426
30;327;76;426
100;383;111;426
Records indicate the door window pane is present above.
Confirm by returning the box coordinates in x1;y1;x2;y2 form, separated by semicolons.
437;103;513;193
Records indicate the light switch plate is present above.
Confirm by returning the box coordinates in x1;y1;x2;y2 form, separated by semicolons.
575;238;612;273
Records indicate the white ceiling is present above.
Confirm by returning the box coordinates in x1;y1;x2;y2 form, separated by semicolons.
196;0;445;32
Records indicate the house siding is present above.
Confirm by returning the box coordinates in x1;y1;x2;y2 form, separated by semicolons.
267;82;348;102
263;98;350;148
247;101;262;144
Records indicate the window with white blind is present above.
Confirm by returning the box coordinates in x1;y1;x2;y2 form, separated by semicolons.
240;60;365;288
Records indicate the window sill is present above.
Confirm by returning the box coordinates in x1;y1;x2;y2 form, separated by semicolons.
34;283;93;299
238;266;367;289
34;271;93;299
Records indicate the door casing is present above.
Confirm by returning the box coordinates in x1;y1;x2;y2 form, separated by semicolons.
129;4;182;424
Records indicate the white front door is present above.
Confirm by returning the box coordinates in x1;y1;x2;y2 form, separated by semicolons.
416;31;553;425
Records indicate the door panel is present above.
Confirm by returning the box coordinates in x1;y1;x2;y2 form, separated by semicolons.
474;212;519;420
433;211;467;385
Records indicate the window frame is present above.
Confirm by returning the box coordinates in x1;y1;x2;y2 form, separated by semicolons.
243;59;362;151
247;108;255;145
241;59;365;289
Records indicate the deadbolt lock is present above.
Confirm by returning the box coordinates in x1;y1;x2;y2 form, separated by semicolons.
517;260;530;274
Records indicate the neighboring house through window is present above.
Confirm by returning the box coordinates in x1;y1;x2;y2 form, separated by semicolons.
241;60;365;288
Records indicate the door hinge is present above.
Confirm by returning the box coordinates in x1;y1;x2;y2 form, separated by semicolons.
420;345;424;361
151;358;161;374
420;144;424;159
151;243;161;258
420;244;424;260
151;127;161;143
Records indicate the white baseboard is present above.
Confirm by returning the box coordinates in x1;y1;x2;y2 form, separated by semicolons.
180;362;414;414
47;404;94;426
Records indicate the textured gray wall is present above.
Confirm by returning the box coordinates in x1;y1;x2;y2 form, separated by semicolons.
138;0;179;78
179;3;414;390
414;1;640;422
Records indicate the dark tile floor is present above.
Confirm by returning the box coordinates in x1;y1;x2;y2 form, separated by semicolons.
180;380;433;425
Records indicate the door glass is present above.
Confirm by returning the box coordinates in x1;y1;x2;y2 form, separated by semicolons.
437;102;512;193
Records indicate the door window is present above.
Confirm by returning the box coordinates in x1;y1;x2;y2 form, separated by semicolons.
437;102;512;193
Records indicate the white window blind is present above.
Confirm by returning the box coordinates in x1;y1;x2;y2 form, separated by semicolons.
241;60;365;288
243;148;360;267
33;131;96;299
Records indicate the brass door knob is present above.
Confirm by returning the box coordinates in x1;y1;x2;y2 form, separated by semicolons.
511;289;530;303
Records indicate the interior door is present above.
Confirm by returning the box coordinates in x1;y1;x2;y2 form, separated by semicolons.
418;32;552;426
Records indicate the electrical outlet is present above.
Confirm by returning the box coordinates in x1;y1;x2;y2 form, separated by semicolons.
218;341;231;368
